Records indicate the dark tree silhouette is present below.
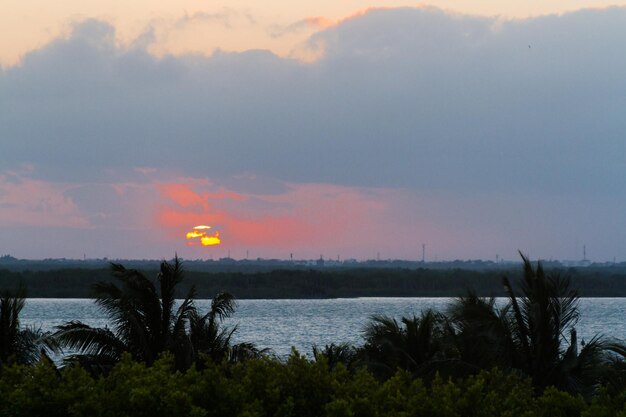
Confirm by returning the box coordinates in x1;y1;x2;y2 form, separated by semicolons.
313;343;357;370
360;309;453;379
54;256;261;372
447;292;515;371
448;252;625;398
0;286;58;366
189;292;266;367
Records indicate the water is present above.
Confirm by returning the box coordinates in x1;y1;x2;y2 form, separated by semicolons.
21;298;626;358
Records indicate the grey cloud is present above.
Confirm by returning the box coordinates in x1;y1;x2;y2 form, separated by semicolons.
2;8;626;198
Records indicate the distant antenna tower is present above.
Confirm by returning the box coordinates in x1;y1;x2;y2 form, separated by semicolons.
583;245;587;261
290;253;293;262
422;244;426;263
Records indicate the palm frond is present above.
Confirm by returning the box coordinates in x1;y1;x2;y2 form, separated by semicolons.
171;285;197;367
363;314;403;344
503;273;531;365
313;343;356;369
210;292;236;321
548;273;579;336
159;255;185;338
447;292;514;369
0;285;30;364
15;326;61;364
54;321;126;359
229;342;267;363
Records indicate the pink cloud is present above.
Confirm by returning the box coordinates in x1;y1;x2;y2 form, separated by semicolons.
0;170;463;260
153;178;451;259
155;181;315;247
0;173;88;228
157;183;212;209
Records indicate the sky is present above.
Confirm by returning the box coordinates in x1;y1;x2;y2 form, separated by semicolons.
2;1;626;261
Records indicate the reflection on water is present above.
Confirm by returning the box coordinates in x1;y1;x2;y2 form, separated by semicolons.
21;298;626;359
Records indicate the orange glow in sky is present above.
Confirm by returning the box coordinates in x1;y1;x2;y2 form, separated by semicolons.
3;1;626;66
186;225;221;246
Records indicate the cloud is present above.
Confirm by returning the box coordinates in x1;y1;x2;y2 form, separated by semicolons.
0;170;88;228
154;178;438;258
4;8;626;194
269;16;335;38
3;7;626;259
174;9;256;29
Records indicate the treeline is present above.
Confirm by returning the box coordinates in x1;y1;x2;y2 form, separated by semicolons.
2;266;626;298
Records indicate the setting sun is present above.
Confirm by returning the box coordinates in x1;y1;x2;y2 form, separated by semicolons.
200;232;221;246
186;225;221;246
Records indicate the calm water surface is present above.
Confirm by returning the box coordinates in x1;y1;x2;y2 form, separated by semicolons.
21;298;626;358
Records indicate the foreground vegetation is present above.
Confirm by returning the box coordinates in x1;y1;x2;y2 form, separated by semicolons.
3;254;626;415
5;353;626;417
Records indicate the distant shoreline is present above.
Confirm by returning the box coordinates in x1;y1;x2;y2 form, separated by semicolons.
2;265;626;298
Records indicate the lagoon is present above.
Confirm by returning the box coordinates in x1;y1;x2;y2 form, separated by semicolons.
21;297;626;358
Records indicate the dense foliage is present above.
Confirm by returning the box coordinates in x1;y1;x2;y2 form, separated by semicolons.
3;353;626;417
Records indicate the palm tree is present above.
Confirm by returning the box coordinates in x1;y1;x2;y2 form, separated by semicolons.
188;292;266;367
447;291;515;371
506;253;580;390
360;309;453;379
54;256;260;372
0;286;58;366
448;252;624;397
54;256;197;371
